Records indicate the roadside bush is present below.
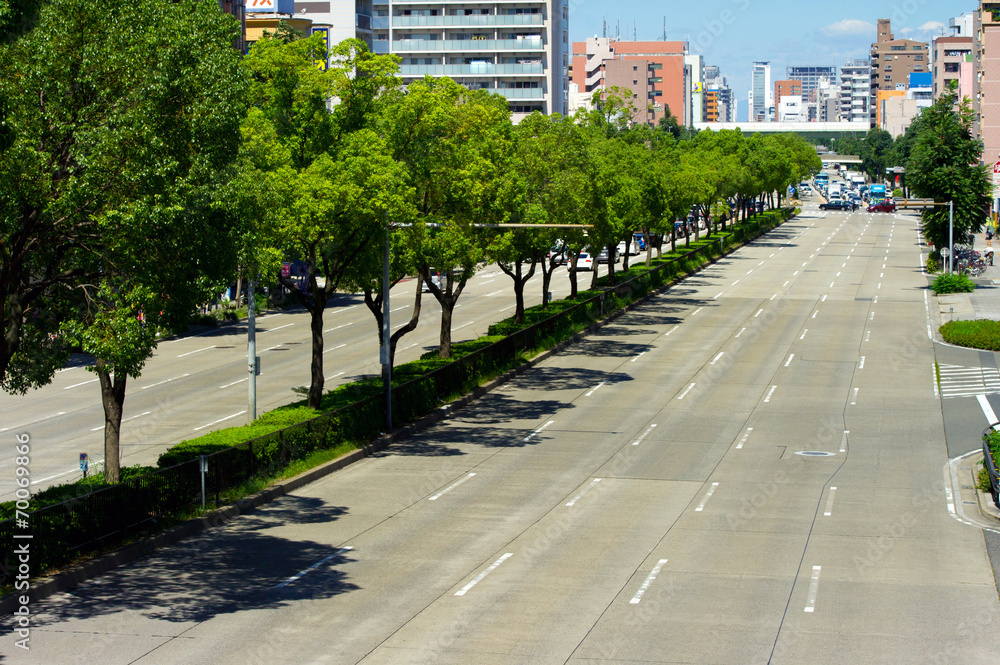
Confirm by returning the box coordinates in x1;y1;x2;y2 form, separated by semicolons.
932;272;975;294
939;320;1000;351
926;255;939;273
190;313;218;328
893;188;904;198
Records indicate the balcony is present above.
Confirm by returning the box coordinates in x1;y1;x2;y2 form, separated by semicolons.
373;16;389;30
373;40;390;54
393;14;544;28
357;13;372;31
488;87;545;99
391;37;544;52
399;62;544;76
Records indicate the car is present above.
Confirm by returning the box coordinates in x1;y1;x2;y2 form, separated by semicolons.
547;246;567;265
422;270;443;292
819;200;858;211
574;252;594;271
596;247;620;264
867;201;896;213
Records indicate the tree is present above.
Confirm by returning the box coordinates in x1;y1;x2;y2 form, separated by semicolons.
861;127;894;184
0;0;249;481
382;78;510;358
244;34;403;408
907;91;991;252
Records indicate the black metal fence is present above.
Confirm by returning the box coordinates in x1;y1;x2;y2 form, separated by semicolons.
983;425;1000;507
0;211;788;583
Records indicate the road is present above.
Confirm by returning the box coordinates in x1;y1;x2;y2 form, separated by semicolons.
3;199;997;663
0;256;645;498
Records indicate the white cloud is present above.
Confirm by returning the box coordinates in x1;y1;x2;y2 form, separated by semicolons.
899;21;947;39
820;19;875;38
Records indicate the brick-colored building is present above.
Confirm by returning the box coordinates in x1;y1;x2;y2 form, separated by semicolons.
870;18;929;126
571;38;687;126
774;80;803;109
979;3;1000;171
931;35;974;99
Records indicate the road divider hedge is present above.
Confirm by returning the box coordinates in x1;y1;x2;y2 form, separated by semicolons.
0;208;794;584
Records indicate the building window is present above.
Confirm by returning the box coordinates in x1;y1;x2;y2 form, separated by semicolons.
945;62;960;73
891;45;905;51
885;75;891;81
914;55;924;61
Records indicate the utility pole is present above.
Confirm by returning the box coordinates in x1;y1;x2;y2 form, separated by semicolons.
381;232;392;432
247;280;257;424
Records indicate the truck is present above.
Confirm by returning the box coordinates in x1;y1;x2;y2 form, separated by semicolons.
869;184;887;204
828;182;842;200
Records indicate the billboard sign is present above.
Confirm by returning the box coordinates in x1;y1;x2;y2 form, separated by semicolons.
247;0;294;13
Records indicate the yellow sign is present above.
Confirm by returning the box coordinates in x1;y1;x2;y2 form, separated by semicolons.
692;82;703;93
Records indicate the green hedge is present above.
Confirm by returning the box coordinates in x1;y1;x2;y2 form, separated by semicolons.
940;320;1000;351
932;272;975;295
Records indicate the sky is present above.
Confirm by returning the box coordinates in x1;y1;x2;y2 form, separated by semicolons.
567;0;978;120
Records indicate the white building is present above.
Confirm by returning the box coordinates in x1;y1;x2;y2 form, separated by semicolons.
685;53;704;125
371;0;568;120
839;59;871;124
294;0;374;50
778;94;804;122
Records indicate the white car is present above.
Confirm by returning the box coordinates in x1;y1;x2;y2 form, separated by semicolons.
574;252;594;271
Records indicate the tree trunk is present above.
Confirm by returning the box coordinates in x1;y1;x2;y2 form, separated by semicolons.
233;272;243;308
606;244;616;285
389;280;422;368
498;259;536;324
567;249;579;298
439;299;453;358
541;259;555;309
308;298;325;409
95;358;126;484
670;226;677;253
643;229;653;267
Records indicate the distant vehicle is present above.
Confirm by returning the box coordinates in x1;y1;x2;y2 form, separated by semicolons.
423;270;443;292
596;247;620;264
574;252;594;271
820;200;858;211
869;183;888;204
867;201;896;213
547;246;567;265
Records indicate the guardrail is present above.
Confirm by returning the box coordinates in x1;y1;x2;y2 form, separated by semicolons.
0;210;790;583
983;425;1000;507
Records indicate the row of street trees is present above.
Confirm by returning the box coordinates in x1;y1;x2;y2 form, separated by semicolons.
0;1;819;481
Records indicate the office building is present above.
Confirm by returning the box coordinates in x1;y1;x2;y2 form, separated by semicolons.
816;77;840;122
870;18;930;126
704;64;733;122
295;1;374;49
840;59;871;124
778;95;804;122
373;0;569;120
880;72;934;137
748;61;772;122
686;53;704;124
786;65;837;103
774;79;802;109
571;38;688;125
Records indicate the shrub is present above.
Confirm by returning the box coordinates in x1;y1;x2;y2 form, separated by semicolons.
893;188;904;198
932;272;975;294
940;320;1000;351
926;255;938;273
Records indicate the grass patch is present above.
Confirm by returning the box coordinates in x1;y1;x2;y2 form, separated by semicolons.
940;320;1000;351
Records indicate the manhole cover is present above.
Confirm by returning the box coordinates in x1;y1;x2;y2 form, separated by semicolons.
794;451;836;457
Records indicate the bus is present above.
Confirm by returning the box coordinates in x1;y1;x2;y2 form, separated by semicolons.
869;184;887;204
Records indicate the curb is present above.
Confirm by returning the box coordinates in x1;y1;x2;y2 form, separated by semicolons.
1;213;792;614
970;453;1000;525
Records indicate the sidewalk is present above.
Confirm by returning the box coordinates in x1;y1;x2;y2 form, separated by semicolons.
938;231;1000;322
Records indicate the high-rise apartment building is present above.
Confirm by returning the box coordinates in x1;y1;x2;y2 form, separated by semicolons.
978;2;1000;168
870;18;930;126
749;61;772;122
816;77;840;122
840;59;871;124
372;0;568;120
931;35;974;99
686;54;705;124
570;38;688;126
704;64;733;122
774;80;802;110
295;0;374;49
786;65;837;102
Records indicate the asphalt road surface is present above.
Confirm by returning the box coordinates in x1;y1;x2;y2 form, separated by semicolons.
3;203;998;664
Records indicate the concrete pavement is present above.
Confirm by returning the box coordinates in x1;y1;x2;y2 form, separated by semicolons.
2;198;998;664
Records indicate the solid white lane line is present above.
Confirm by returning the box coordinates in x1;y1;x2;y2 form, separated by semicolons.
811;311;818;319
177;345;217;359
194;410;247;431
840;430;849;453
323;343;348;354
276;547;354;589
261;344;284;352
851;387;859;405
747;269;754;275
829;282;835;288
91;411;151;432
870;312;875;320
167;326;221;344
836;272;841;277
865;331;870;342
804;565;822;612
585;382;606;397
566;478;603;507
785;354;795;367
454;321;476;330
770;294;777;301
977;395;998;426
260;323;294;334
764;385;777;403
783;281;790;287
631;351;647;363
455;552;514;596
630;559;669;604
63;378;99;390
324;322;356;333
692;307;704;316
325;371;346;381
429;473;476;501
632;424;657;446
735;327;747;338
878;283;882;289
732;280;741;286
759;260;766;266
486;290;505;297
754;308;764;318
694;482;719;512
665;325;680;336
142;374;191;390
793;271;799;276
821;295;827;302
880;272;884;278
391;306;408;312
714;292;724;300
677;383;696;400
859;356;866;369
710;352;724;365
736;427;753;449
219;377;248;389
523;420;555;442
824;487;838;517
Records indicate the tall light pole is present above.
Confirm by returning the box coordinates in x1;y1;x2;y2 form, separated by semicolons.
247;279;258;424
381;232;391;432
